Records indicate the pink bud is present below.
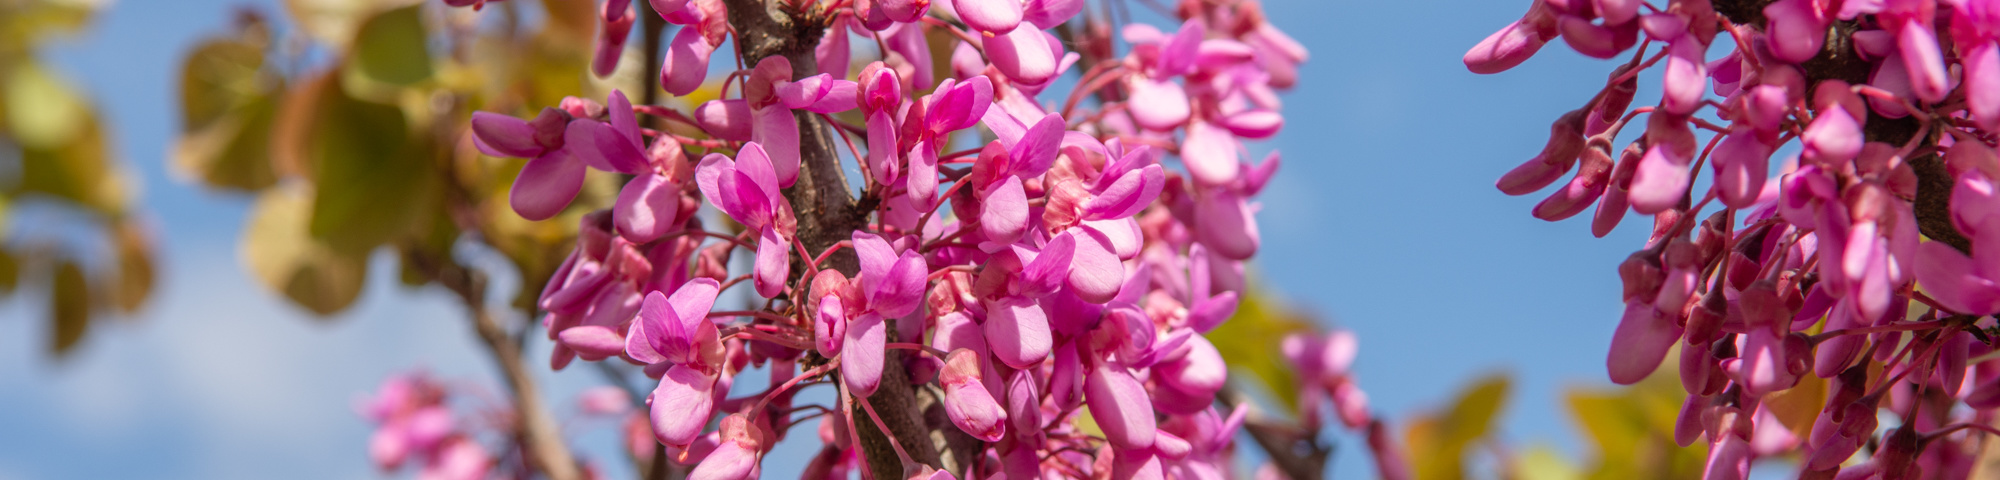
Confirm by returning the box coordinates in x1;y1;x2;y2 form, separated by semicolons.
940;349;1008;441
1464;20;1549;74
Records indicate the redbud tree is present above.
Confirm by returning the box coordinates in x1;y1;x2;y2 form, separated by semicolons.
173;0;1401;479
1471;0;2000;477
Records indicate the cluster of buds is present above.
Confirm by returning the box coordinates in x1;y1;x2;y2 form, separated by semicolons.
1472;0;2000;478
456;0;1318;478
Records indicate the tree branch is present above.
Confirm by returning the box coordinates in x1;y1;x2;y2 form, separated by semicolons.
405;249;582;480
717;1;943;478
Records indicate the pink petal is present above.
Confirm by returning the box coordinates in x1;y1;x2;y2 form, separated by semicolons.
615;172;682;243
986;26;1059;84
872;251;928;318
940;350;1008;441
814;299;846;357
843;312;887;397
651;365;718;446
1898;19;1950;103
1463;20;1547;74
1181;120;1239;186
867;111;900;186
1086;364;1157;449
1127;78;1191;131
694;99;751;141
754;227;790;298
510;149;586;220
1607;300;1680;384
984;296;1053;369
1022;0;1083;29
470;111;542;158
1194;189;1259;260
751;106;802;187
1066;226;1125;303
980;176;1030;246
559;325;628;360
954;0;1023;33
662;27;716;96
1627;144;1691;215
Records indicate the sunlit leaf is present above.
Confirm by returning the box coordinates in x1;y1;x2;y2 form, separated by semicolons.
538;0;598;45
0;248;16;295
300;72;440;253
1207;286;1313;411
0;0;98;50
1564;353;1707;480
1406;373;1511;480
1514;445;1582;480
111;220;155;314
349;5;432;86
242;185;371;316
4;60;87;149
16;112;130;213
49;260;89;357
178;26;272;132
282;0;417;50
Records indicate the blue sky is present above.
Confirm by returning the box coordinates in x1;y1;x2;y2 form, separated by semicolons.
0;0;1677;479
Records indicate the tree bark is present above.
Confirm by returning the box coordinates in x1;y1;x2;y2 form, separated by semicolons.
717;1;943;479
1712;0;1972;253
406;250;582;480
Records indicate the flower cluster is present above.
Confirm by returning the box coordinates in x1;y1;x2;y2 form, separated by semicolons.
462;0;1309;478
360;372;497;480
1471;0;2000;477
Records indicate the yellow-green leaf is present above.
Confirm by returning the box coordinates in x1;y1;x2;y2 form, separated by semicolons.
1407;373;1512;480
0;248;16;295
282;0;415;50
242;185;371;316
4;61;87;149
1206;287;1313;411
349;5;432;86
49;260;89;357
111;220;155;314
178;28;272;133
302;73;439;253
15;113;130;213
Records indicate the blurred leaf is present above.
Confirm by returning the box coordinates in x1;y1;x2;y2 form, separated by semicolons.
178;28;272;132
301;72;440;253
110;220;155;314
1763;372;1825;441
282;0;415;50
1406;373;1511;480
175;26;281;190
16;112;129;213
1207;287;1313;412
242;185;370;316
4;60;87;149
49;260;89;357
0;248;17;296
1514;445;1582;480
349;5;432;86
0;0;97;50
174;91;280;191
538;0;598;45
1564;353;1707;480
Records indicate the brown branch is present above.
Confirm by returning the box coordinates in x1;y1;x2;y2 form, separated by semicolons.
404;249;582;480
1714;0;1971;252
717;1;943;478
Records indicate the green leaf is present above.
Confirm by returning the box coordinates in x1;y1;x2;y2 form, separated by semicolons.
110;220;155;314
0;248;17;296
1407;373;1512;480
15;112;129;213
243;185;371;316
4;60;87;149
49;260;89;357
1206;287;1313;411
349;5;432;86
303;73;439;253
